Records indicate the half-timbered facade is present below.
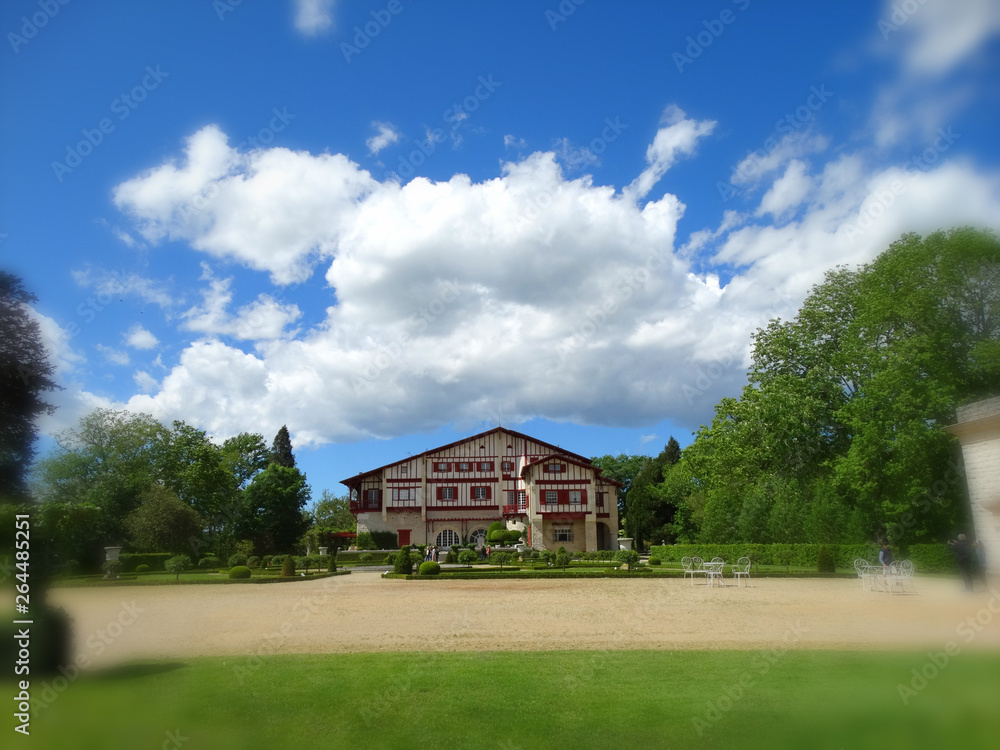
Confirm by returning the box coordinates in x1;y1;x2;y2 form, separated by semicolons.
341;428;621;552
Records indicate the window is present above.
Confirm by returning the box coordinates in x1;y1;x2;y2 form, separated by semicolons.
554;527;573;542
517;490;526;505
440;487;455;501
458;462;470;472
569;490;582;504
392;488;414;502
436;529;460;548
366;489;380;502
400;466;408;476
435;462;450;472
473;487;490;500
597;492;606;508
470;528;487;547
545;463;564;474
545;491;558;504
478;461;492;472
502;461;513;473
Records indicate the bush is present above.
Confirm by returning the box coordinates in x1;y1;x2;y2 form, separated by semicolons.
908;544;958;573
615;549;640;573
487;520;506;537
458;550;478;567
504;529;522;543
228;553;248;568
371;531;398;549
295;556;311;573
247;556;260;569
555;551;572;570
444;551;457;564
487;529;507;543
418;561;441;576
102;560;121;578
281;555;296;577
384;553;396;565
198;556;220;569
262;555;274;569
272;554;286;567
648;556;661;565
355;531;376;550
394;545;414;575
817;545;835;573
492;551;513;571
409;550;424;566
134;564;150;573
119;553;174;572
228;565;251;580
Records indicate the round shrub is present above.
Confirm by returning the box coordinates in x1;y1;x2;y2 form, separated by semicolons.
135;564;150;573
198;556;220;569
504;529;522;543
228;553;248;568
281;555;296;577
228;565;251;580
648;556;662;565
418;561;441;576
458;549;478;566
247;555;260;569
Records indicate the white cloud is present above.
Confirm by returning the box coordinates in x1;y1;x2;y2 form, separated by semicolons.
731;132;828;188
133;370;159;393
639;434;657;445
625;105;716;201
182;267;302;341
112;116;1000;446
71;266;176;309
504;134;527;149
293;0;335;36
96;344;130;366
366;121;402;155
124;324;159;350
553;137;599;170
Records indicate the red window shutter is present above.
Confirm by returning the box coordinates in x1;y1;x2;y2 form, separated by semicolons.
581;490;588;504
486;487;492;500
436;487;443;501
559;490;569;503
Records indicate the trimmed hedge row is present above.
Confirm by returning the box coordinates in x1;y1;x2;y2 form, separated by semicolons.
119;553;174;572
649;543;958;573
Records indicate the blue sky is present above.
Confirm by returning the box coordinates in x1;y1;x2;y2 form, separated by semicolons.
2;0;999;500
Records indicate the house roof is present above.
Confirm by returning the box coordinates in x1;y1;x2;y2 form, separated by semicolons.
339;426;593;488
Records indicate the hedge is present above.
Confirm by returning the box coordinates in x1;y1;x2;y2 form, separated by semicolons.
119;553;174;572
648;543;958;573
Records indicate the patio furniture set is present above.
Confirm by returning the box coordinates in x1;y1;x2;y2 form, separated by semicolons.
854;558;915;594
681;556;752;587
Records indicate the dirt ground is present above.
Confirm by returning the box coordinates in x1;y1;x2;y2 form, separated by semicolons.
48;573;1000;669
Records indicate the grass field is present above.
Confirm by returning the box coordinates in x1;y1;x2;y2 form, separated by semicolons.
18;649;999;749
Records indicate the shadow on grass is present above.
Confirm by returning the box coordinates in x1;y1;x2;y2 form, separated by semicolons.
86;661;189;682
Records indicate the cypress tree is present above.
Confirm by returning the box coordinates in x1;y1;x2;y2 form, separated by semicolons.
271;425;295;468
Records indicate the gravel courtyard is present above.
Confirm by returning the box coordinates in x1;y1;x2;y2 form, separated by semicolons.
49;573;1000;669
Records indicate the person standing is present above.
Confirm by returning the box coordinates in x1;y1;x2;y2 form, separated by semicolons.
879;542;893;569
948;535;975;591
974;540;988;587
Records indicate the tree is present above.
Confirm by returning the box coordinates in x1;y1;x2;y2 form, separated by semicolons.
624;438;683;549
159;420;234;523
308;490;355;531
590;454;646;520
394;544;413;574
221;432;271;490
164;554;192;581
124;485;206;553
271;425;295;468
458;549;478;567
0;272;60;498
239;464;311;553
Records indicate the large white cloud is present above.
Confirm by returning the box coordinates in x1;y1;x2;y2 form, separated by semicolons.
107;97;1000;447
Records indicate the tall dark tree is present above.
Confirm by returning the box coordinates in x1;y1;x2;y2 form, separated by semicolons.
239;464;311;553
590;454;647;521
271;425;296;468
624;437;684;549
0;272;60;498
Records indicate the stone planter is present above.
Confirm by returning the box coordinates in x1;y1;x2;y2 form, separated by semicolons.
618;538;634;551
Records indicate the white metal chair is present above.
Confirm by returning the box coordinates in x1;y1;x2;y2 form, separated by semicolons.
732;556;752;587
690;556;706;585
681;556;695;582
706;558;726;587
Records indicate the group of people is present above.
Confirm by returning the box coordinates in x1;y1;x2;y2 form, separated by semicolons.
423;546;440;563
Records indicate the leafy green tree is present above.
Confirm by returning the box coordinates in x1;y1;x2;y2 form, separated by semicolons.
615;549;640;573
458;549;478;567
0;272;60;499
220;432;271;490
624;438;682;549
590;453;646;519
308;490;355;531
124;485;206;553
271;425;295;468
159;421;234;523
164;554;192;581
240;464;311;553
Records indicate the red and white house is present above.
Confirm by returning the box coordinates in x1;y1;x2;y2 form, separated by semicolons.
341;427;621;552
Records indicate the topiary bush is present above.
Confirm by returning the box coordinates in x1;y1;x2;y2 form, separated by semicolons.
228;553;248;568
555;551;572;570
409;550;423;566
458;550;478;567
246;556;260;569
228;565;251;579
505;529;522;543
648;556;661;565
134;564;150;573
281;555;296;577
615;549;640;573
394;545;414;575
198;556;220;569
272;554;286;567
164;554;191;581
418;561;441;576
262;555;274;569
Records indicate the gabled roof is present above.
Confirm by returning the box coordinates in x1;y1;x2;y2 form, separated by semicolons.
521;453;624;487
340;426;592;487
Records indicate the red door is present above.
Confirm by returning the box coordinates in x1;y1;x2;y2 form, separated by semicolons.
398;529;411;547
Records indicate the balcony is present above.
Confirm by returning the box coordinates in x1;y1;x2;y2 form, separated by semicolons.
428;498;498;510
349;499;382;514
537;503;589;517
503;503;528;517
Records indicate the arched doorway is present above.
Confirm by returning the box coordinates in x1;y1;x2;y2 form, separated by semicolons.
469;528;488;548
436;529;460;549
597;522;613;551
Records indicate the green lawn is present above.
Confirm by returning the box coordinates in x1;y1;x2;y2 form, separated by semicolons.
17;649;999;749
